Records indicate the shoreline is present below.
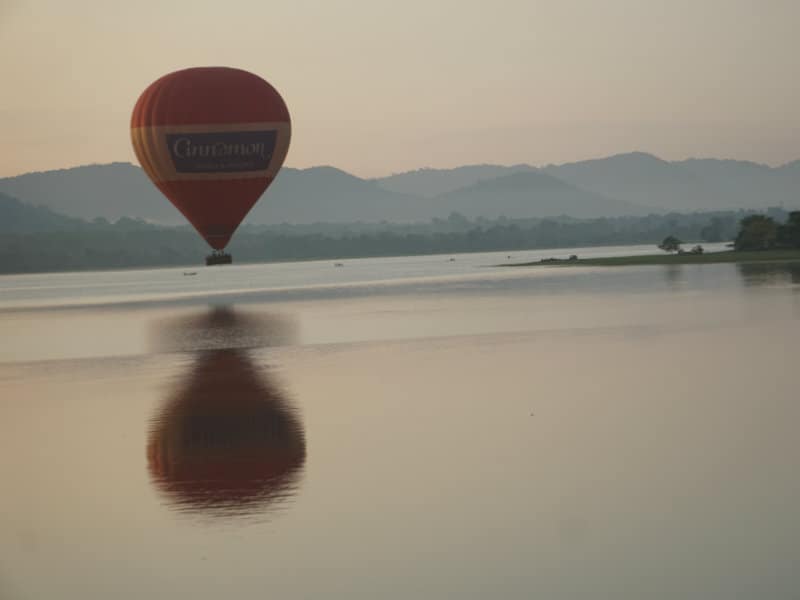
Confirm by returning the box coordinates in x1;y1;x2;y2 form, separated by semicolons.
502;249;800;267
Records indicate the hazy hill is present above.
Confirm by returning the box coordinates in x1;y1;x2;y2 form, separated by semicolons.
377;153;800;212
246;166;429;223
0;163;183;224
543;152;800;211
2;153;797;226
0;162;648;225
0;192;89;233
0;163;429;225
429;171;650;219
776;160;800;176
373;164;537;197
775;161;800;199
541;152;703;211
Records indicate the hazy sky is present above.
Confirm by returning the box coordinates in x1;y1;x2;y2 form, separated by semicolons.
1;0;798;177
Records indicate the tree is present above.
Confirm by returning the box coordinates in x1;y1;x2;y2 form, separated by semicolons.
701;216;736;242
734;215;778;251
658;235;683;253
777;211;800;249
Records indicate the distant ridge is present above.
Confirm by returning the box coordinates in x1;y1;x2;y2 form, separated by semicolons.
0;162;182;223
542;152;800;211
0;192;89;233
373;164;537;198
246;166;429;223
428;170;649;218
1;152;797;225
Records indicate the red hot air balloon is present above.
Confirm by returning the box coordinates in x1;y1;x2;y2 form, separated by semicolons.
131;67;291;265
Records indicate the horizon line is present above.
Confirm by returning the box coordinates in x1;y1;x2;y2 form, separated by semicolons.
2;150;799;180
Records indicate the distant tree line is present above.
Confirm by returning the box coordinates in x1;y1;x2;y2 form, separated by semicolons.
733;212;800;251
0;207;794;274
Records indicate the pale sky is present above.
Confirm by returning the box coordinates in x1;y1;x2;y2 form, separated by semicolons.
1;0;798;178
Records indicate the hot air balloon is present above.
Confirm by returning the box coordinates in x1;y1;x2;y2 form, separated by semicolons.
131;67;291;265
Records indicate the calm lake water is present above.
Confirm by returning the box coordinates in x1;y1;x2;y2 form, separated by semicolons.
1;244;798;600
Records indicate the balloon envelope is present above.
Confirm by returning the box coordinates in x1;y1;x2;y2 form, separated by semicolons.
131;67;291;250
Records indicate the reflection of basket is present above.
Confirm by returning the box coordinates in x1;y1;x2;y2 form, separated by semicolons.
206;252;233;266
152;307;293;353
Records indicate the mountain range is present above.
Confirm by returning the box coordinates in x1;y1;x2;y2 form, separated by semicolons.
0;192;88;233
0;152;797;225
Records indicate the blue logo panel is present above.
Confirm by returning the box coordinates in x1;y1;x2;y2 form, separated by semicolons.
166;130;277;173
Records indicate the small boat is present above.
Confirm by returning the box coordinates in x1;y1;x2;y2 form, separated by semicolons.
333;262;344;267
183;272;197;276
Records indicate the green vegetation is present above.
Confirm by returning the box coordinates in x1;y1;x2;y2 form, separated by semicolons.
1;191;798;274
507;211;800;268
734;212;800;250
506;249;800;268
658;235;684;253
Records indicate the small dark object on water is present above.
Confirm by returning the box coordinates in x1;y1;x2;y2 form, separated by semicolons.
449;257;456;262
206;251;232;266
183;272;197;276
334;262;344;267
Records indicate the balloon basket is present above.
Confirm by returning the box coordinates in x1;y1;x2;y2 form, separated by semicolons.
206;252;233;266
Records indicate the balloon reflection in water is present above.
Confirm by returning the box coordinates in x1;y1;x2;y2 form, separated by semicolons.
152;307;293;354
148;309;305;520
